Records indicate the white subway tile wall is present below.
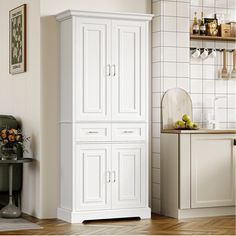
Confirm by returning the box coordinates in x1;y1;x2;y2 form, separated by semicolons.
190;0;236;128
151;0;236;214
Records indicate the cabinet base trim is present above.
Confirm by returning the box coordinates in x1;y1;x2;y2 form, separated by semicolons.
177;206;235;219
57;207;151;223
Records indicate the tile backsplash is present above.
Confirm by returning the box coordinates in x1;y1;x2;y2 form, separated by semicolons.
190;0;236;129
151;0;236;214
191;0;236;23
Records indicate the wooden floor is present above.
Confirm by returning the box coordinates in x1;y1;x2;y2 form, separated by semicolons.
0;214;235;235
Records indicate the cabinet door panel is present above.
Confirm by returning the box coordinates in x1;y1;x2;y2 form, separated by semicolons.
112;144;145;209
76;18;111;121
191;134;235;208
75;144;111;211
112;20;146;121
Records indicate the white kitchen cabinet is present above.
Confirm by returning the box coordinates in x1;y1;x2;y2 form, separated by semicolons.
74;17;146;122
191;135;235;208
161;132;236;219
56;10;152;223
76;143;145;211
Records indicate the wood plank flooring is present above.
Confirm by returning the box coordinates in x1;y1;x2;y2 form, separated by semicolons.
0;214;235;235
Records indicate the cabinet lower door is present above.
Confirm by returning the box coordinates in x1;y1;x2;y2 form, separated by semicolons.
191;134;235;208
75;144;111;211
112;144;146;209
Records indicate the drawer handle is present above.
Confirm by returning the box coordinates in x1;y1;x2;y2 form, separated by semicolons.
123;130;134;134
88;131;99;134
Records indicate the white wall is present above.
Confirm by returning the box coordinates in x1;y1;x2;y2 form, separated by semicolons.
41;0;151;16
40;0;151;218
0;0;42;217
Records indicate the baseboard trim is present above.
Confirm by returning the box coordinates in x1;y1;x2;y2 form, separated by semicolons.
178;206;235;219
57;207;151;223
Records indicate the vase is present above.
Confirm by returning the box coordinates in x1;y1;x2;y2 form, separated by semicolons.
0;145;17;160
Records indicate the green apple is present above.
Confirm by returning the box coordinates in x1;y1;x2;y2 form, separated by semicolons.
174;121;181;128
186;120;194;129
193;123;198;129
179;121;186;128
182;114;191;122
175;120;186;129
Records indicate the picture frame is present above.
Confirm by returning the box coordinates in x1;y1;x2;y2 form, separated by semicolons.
9;4;27;75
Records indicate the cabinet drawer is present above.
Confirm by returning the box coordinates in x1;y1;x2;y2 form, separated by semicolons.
75;124;111;142
112;124;146;141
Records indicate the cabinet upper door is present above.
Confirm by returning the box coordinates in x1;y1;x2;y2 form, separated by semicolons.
75;144;111;211
191;134;235;208
75;18;111;121
111;20;147;121
112;144;146;209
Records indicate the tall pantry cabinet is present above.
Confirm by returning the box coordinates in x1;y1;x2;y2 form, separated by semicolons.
56;10;153;223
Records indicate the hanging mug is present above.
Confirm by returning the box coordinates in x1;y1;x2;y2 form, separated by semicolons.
192;48;201;58
210;48;217;58
201;48;209;59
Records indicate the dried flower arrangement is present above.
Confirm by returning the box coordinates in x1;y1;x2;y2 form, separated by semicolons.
0;128;30;159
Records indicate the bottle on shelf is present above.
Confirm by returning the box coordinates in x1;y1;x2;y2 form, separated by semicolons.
214;13;218;22
199;12;206;36
213;13;219;36
192;12;200;35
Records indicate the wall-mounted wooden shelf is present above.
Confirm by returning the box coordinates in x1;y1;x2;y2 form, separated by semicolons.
190;35;236;41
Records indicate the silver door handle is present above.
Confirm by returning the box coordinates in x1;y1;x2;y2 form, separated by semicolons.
106;171;111;183
112;171;116;183
112;65;116;76
106;65;111;76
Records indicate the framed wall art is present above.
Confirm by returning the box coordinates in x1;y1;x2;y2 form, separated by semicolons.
9;4;27;75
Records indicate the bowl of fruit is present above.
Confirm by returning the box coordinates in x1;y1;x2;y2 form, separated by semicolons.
174;114;198;130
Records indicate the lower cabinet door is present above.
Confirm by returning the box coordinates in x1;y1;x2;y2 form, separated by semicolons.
75;144;111;211
112;143;146;209
191;134;235;208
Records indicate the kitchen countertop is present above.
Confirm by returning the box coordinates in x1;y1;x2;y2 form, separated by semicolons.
161;128;236;134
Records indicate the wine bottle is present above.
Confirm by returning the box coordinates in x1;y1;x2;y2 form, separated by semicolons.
192;12;200;35
199;12;206;35
213;13;219;36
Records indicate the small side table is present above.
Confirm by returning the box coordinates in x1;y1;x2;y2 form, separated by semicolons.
0;158;33;218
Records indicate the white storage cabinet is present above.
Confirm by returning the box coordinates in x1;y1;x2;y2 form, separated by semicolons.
161;132;236;219
56;10;153;223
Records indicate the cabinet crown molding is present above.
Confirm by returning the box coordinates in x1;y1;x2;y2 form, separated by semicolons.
56;10;154;21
